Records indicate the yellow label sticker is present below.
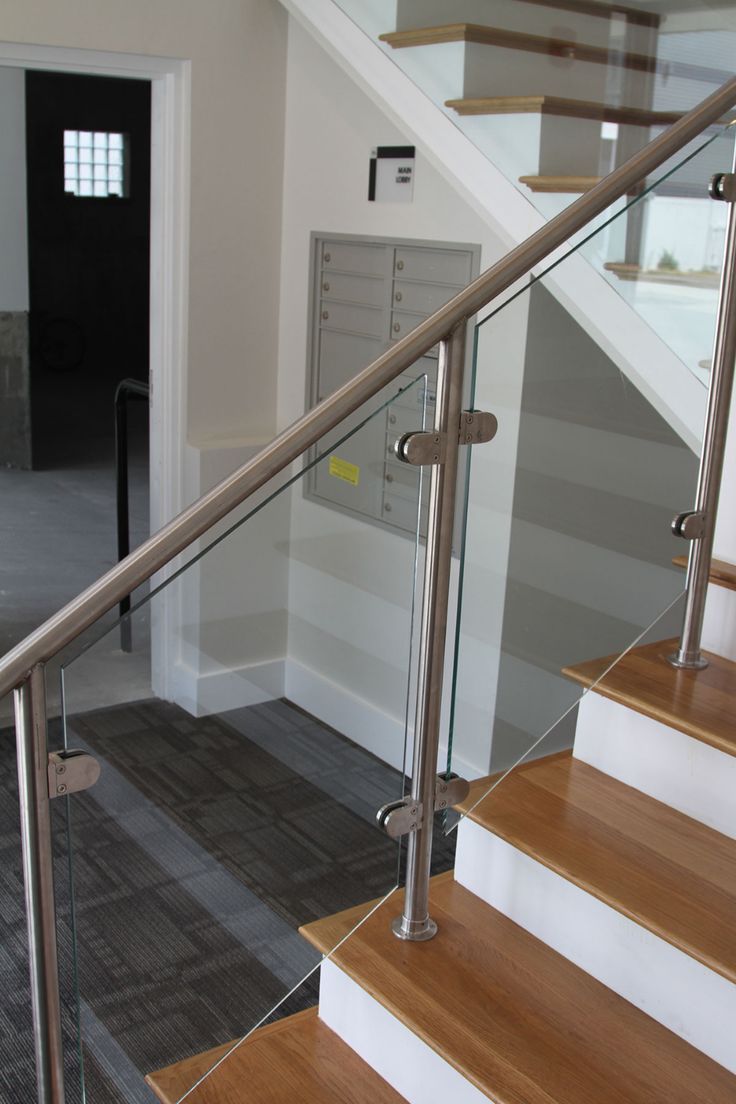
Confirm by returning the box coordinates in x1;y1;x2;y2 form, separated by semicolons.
329;455;360;486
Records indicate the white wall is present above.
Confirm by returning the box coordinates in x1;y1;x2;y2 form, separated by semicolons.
1;0;288;444
0;66;28;310
276;19;531;778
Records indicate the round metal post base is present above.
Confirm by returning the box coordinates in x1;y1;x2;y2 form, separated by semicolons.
667;650;709;670
392;915;438;942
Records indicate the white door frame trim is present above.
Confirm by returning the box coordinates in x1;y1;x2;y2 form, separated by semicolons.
0;41;190;537
0;41;190;695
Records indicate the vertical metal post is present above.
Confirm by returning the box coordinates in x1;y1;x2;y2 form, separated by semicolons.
393;321;467;941
670;166;736;669
15;665;66;1104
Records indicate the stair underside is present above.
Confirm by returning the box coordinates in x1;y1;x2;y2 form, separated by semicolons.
380;24;656;73
446;95;683;125
673;554;736;591
146;1007;404;1104
563;637;736;756
456;752;736;982
302;874;736;1103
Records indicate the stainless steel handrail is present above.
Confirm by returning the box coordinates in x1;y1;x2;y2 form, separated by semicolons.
0;75;734;700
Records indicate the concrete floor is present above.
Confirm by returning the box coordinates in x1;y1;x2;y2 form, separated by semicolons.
0;427;153;726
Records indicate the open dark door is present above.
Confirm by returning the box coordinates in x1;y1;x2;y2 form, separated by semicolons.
25;71;151;468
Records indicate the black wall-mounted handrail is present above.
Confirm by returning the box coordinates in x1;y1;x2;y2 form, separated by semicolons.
114;378;150;652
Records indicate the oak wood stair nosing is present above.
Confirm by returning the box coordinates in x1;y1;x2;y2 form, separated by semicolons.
380;23;657;74
562;637;736;757
445;95;684;126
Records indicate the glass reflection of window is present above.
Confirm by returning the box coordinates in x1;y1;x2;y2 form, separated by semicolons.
63;131;128;198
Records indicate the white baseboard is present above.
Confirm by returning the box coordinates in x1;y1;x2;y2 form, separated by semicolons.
167;654;482;777
573;691;736;840
454;820;736;1072
318;957;488;1104
284;659;481;779
285;660;408;772
168;658;286;718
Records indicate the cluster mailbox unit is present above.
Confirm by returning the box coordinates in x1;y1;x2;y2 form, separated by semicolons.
307;233;480;537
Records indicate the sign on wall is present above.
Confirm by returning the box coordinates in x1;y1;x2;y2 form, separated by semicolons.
368;145;415;203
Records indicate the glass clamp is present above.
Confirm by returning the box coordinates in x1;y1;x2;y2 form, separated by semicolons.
434;771;470;811
395;410;498;466
47;749;101;799
376;797;423;839
671;509;707;540
710;172;736;203
376;773;469;838
458;410;498;447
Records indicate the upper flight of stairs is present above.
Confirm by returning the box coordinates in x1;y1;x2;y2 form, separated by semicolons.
147;561;736;1102
374;5;730;198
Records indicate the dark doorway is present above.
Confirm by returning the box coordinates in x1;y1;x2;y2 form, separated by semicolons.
25;70;151;469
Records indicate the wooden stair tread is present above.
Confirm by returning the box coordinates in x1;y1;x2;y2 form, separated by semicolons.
380;23;656;73
519;173;602;192
673;554;736;591
458;752;736;981
446;95;683;125
301;876;736;1103
146;1007;405;1104
563;637;736;756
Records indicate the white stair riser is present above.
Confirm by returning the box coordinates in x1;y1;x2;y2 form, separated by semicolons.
318;957;487;1104
702;582;736;663
454;821;736;1073
573;690;736;840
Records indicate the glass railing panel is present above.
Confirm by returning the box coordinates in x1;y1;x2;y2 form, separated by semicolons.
58;375;428;1103
447;159;708;794
572;124;735;379
449;593;687;832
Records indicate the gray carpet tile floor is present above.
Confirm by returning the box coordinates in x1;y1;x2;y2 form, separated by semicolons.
1;696;456;1103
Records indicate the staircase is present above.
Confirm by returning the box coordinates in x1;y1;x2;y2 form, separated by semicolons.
137;4;736;1101
146;560;736;1100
